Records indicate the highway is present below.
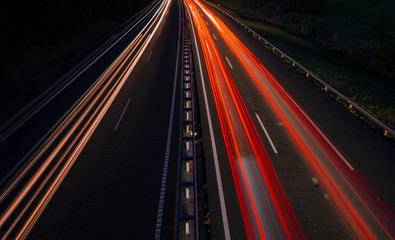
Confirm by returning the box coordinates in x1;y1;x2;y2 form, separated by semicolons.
185;0;395;239
0;0;394;239
0;0;181;239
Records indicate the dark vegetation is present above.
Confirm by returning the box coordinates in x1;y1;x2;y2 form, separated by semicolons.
0;0;148;124
209;0;395;130
214;0;395;85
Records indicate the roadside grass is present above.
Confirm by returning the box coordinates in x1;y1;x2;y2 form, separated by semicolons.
208;0;395;134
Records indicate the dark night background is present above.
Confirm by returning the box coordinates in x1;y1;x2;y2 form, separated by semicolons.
0;0;148;123
0;0;147;58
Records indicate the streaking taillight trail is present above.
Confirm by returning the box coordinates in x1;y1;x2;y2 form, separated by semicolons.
185;0;305;239
193;0;395;239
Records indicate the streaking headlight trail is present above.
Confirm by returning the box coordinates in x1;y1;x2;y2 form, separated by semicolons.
0;0;172;239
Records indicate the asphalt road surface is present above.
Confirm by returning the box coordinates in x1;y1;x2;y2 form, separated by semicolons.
187;0;395;239
0;0;182;239
1;0;394;239
27;0;182;239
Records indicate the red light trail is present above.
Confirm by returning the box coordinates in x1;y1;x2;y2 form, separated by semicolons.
185;0;305;239
191;0;395;239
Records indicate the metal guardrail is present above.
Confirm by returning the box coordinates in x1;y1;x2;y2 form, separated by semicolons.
210;3;395;138
176;23;199;239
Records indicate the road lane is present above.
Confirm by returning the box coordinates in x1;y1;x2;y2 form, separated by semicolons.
190;0;395;239
186;0;304;239
0;1;163;187
26;1;180;239
187;5;246;240
205;1;395;213
0;0;182;239
207;2;395;238
199;16;353;238
186;10;232;239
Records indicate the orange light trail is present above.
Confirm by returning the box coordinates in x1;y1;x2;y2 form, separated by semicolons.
185;0;304;239
194;1;395;239
0;0;172;238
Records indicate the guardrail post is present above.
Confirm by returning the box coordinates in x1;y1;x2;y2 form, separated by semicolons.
384;130;388;136
324;86;328;91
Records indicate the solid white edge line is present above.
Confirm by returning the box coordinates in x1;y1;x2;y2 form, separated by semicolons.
154;0;180;239
185;1;231;239
255;113;278;154
225;56;233;69
114;98;131;131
